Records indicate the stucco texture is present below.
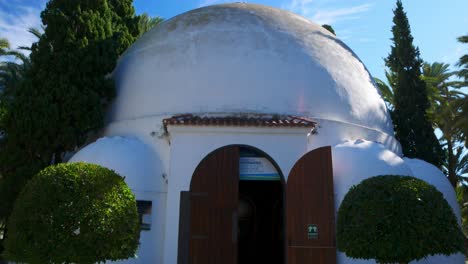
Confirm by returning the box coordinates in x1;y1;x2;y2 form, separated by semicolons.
109;3;393;137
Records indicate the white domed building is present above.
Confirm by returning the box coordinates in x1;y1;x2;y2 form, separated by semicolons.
70;3;463;264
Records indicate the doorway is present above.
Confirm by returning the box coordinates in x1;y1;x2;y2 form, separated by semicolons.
238;181;284;264
238;147;284;264
180;145;335;264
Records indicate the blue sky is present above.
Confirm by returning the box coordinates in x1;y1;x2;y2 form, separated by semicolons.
0;0;467;81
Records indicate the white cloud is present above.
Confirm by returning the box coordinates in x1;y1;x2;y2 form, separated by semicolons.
0;3;44;51
286;0;317;16
311;4;372;24
284;0;372;25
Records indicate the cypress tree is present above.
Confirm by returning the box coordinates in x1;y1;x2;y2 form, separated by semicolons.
385;0;444;168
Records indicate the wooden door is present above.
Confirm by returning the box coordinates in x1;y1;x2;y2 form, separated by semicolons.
187;146;239;264
286;146;336;264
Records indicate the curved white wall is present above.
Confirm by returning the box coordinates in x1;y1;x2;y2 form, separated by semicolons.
332;139;463;264
109;3;394;140
404;158;460;221
309;119;402;156
70;136;165;192
332;139;412;206
69;136;167;264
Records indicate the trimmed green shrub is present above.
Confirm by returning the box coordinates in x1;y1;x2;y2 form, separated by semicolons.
337;175;464;264
3;162;140;264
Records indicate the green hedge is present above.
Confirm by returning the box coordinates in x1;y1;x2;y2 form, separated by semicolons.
3;162;140;264
337;175;464;264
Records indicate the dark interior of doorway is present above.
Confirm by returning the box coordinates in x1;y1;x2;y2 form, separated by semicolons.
238;180;284;264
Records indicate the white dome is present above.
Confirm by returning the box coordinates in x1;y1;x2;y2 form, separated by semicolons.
69;136;164;192
332;140;464;264
404;158;460;221
109;3;393;135
332;139;412;206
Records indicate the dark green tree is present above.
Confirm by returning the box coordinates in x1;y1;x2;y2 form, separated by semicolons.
337;175;464;264
0;38;9;55
4;163;140;264
321;24;336;35
138;13;164;36
384;0;444;168
0;0;141;254
0;31;42;259
456;184;468;237
457;35;468;86
422;62;466;186
376;62;467;188
0;36;10;262
0;36;35;259
455;35;468;147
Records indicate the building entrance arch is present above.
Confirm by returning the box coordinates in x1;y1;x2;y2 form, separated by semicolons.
177;145;335;264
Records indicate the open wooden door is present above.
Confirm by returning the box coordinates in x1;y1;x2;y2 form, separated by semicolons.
183;146;239;264
286;146;336;264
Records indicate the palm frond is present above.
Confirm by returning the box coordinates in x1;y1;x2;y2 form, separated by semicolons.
0;38;9;50
28;27;43;39
458;35;468;44
374;77;394;107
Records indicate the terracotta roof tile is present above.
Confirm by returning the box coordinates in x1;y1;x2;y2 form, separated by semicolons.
163;114;316;132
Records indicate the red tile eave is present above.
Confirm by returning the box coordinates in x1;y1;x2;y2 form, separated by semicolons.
162;114;316;133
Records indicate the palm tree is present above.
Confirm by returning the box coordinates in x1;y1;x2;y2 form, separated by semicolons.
422;62;466;187
0;38;9;56
461;98;468;148
374;72;396;110
455;35;468;148
0;28;40;98
0;29;40;136
0;30;41;260
138;13;164;36
17;27;43;51
0;36;11;262
457;35;468;84
376;62;466;187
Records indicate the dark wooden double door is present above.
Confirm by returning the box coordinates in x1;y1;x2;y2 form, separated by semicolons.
178;146;336;264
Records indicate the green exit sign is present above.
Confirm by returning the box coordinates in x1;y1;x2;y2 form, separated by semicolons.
308;224;318;239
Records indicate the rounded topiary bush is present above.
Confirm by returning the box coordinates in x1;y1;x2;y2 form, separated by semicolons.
337;175;464;264
3;162;140;264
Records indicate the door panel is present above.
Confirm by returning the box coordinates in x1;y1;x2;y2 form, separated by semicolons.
286;146;336;264
188;146;239;264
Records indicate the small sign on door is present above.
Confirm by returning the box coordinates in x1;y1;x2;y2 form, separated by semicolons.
308;224;318;239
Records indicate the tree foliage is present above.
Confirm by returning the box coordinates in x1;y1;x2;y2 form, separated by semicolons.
321;24;336;36
11;0;140;163
456;184;468;238
138;13;164;36
377;60;467;188
374;72;396;109
422;62;466;186
0;0;141;245
457;35;468;86
384;0;444;168
3;162;140;264
337;175;464;264
456;35;468;147
0;36;33;258
0;38;9;57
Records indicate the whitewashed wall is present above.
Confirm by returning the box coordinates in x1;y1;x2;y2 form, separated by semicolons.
163;125;310;264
